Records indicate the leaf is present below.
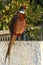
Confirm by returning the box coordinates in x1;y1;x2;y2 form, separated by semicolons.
0;4;4;10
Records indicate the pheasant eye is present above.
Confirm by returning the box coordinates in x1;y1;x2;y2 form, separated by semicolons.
23;6;26;9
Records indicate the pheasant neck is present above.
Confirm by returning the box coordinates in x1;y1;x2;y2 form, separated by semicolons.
19;11;24;14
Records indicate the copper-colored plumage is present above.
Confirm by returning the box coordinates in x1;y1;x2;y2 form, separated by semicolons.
5;12;26;62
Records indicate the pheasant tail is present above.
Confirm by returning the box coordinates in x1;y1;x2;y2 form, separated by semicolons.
5;34;17;62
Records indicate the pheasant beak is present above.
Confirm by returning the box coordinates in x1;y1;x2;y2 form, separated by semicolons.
26;6;28;9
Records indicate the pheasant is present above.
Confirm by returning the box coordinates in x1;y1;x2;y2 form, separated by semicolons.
5;5;27;62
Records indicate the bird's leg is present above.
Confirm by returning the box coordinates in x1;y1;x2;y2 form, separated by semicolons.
18;36;20;40
5;34;17;63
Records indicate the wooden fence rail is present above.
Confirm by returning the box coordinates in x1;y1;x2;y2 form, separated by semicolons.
0;30;43;41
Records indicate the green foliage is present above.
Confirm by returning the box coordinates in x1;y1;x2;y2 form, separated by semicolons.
0;0;43;40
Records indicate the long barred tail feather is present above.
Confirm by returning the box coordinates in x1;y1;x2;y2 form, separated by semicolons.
4;34;17;63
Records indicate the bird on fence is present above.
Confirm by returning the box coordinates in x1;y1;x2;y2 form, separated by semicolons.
5;5;27;62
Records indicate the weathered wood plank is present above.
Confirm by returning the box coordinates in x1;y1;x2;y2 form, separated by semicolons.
0;30;10;35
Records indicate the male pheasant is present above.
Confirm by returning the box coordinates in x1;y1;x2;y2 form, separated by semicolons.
5;5;26;62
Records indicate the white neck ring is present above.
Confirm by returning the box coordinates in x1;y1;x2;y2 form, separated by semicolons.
19;11;24;14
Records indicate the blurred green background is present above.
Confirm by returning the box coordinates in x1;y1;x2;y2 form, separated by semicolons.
0;0;43;40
